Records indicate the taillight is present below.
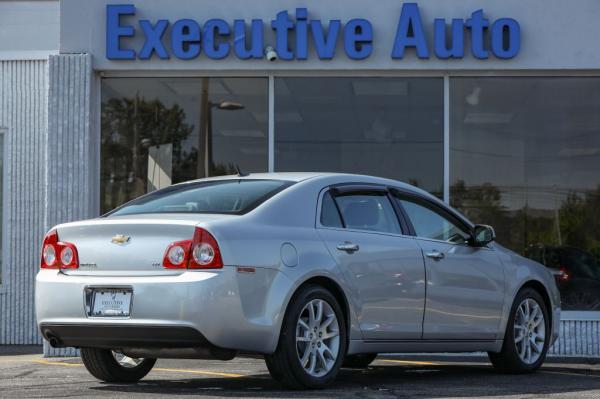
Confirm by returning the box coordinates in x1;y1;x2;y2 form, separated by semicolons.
559;266;570;281
41;230;58;268
163;241;191;269
189;227;222;269
40;230;79;269
162;227;223;270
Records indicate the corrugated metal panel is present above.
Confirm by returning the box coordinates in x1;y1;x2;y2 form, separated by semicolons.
43;53;98;357
0;60;48;345
550;320;600;357
43;345;79;357
46;53;97;225
0;54;97;353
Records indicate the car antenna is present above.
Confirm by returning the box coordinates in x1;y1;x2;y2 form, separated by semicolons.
235;164;249;177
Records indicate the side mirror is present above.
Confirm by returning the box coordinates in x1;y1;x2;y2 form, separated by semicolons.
471;224;496;247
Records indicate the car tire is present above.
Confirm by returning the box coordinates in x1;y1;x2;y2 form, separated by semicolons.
80;348;156;383
342;353;377;368
488;287;550;373
265;284;347;389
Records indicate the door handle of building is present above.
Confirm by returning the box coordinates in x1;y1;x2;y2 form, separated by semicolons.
337;242;359;254
425;250;445;260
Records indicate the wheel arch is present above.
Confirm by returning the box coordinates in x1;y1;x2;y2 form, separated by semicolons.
517;279;553;328
275;275;353;351
298;276;351;333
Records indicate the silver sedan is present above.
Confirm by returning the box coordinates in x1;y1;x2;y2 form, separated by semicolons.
36;173;560;388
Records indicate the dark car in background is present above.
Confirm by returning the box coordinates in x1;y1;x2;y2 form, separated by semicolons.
527;245;600;310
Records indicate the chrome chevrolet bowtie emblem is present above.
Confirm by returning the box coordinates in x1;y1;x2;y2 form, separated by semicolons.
111;234;131;245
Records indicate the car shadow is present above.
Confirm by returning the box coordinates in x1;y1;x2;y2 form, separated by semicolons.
89;361;600;397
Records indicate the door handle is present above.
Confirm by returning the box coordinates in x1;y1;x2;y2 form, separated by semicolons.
425;250;445;260
337;242;359;254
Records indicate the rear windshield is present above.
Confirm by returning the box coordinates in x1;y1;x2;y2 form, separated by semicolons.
107;179;294;216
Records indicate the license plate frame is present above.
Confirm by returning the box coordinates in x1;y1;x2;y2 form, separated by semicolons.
85;287;133;318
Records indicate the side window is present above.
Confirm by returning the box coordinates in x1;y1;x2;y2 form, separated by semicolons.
320;191;343;228
399;198;470;244
335;194;401;234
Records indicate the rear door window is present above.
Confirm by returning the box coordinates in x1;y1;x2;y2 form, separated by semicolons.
334;193;401;234
108;179;293;216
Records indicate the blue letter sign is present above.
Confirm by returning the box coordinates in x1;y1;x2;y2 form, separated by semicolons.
105;4;520;62
391;3;430;59
106;4;136;60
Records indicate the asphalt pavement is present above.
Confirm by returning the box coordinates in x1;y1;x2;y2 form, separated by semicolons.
1;349;600;398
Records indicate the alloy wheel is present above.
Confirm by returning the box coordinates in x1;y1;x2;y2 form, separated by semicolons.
295;299;340;377
513;298;546;364
111;351;144;368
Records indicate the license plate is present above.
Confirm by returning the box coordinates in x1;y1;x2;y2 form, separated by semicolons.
90;289;132;317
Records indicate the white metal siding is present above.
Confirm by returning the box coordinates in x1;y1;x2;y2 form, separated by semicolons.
42;53;98;356
550;320;600;358
46;54;99;228
0;54;98;351
0;60;48;344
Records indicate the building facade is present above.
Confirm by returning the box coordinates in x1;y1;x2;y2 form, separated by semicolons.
1;0;600;356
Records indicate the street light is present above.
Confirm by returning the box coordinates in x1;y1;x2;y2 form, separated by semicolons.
196;79;245;178
215;101;244;111
202;100;245;177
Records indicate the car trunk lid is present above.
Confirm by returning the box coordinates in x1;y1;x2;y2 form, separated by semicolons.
55;214;231;275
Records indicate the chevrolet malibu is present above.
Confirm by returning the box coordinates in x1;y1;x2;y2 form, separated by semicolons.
36;173;560;389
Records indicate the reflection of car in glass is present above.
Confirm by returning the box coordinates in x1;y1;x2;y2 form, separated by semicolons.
36;173;560;389
526;245;600;310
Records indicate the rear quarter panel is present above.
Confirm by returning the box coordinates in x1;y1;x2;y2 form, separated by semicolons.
202;177;366;347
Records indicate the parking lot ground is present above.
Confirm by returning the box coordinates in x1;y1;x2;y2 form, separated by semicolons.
1;352;600;398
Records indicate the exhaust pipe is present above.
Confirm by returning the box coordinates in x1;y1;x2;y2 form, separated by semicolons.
46;334;61;348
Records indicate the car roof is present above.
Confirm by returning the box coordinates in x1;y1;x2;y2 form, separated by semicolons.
184;172;423;187
210;172;473;229
183;172;444;203
181;172;435;198
184;172;331;183
179;172;330;184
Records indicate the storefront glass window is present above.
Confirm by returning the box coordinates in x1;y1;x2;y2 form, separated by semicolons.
101;78;268;213
450;77;600;311
275;78;444;197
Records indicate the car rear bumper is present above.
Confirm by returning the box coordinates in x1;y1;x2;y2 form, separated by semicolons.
39;322;239;359
36;266;293;354
39;323;207;348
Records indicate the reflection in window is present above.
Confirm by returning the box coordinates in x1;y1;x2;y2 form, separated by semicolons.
450;77;600;310
101;78;268;213
110;180;291;216
400;199;469;244
336;194;401;234
275;78;444;197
